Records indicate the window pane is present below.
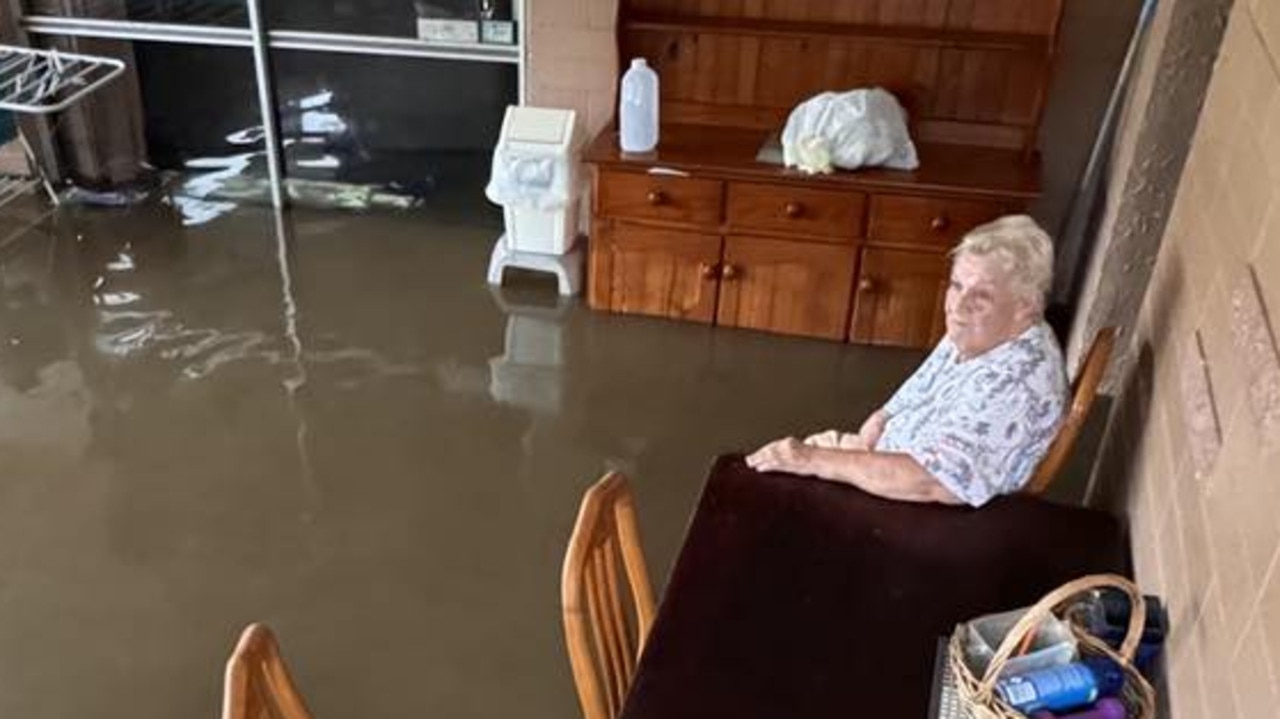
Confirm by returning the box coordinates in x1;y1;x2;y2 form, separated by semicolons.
271;49;514;221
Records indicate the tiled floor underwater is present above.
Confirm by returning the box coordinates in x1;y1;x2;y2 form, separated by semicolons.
0;199;924;719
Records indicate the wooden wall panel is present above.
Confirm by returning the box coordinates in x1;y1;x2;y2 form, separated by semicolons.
627;28;1046;127
620;0;1060;148
1000;54;1046;125
876;0;950;27
760;0;809;22
946;0;978;28
628;0;1053;28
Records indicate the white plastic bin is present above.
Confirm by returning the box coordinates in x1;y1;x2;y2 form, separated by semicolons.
486;105;580;255
485;105;584;295
503;200;578;255
963;606;1078;679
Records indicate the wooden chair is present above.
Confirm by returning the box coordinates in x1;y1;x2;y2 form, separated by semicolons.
222;624;317;719
1024;327;1118;495
561;472;657;719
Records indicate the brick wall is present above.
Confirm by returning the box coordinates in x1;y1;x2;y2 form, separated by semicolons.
1117;1;1280;716
525;0;619;139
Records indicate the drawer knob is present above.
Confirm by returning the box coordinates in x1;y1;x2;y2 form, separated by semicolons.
784;201;805;218
858;278;875;293
930;215;950;231
647;189;668;206
699;262;720;280
720;264;741;281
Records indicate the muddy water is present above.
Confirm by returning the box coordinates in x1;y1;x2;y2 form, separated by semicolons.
0;202;921;719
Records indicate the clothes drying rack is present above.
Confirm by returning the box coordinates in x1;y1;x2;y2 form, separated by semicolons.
0;44;126;208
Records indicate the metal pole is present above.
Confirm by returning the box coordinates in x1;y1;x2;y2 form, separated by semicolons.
21;18;521;63
244;0;284;209
20;17;253;46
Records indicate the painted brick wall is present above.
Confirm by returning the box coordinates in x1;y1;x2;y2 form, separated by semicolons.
525;0;619;139
1117;1;1280;716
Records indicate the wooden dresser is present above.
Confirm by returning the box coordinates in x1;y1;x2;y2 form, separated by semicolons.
584;1;1063;349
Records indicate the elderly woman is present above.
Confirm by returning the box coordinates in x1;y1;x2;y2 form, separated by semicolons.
747;214;1066;507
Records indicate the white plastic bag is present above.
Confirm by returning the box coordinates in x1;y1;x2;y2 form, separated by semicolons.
781;88;919;175
485;147;576;211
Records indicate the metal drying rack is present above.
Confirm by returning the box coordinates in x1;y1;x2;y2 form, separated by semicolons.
0;44;127;207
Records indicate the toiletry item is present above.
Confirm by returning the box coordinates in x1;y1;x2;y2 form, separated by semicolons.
1068;591;1168;677
619;58;659;152
995;658;1125;713
1030;697;1128;719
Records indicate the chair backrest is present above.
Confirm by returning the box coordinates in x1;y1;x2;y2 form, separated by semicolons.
561;472;657;719
222;624;317;719
1024;327;1118;495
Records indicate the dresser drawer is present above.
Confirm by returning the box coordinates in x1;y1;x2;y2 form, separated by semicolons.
726;182;865;242
597;171;724;226
867;195;1012;249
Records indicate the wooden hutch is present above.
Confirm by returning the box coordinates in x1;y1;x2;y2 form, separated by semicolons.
583;0;1063;349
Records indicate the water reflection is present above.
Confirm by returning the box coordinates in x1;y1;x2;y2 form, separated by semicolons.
487;285;571;415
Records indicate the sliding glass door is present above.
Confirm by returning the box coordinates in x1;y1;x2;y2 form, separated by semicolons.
14;0;523;218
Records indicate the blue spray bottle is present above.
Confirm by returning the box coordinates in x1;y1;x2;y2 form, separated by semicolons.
995;658;1126;714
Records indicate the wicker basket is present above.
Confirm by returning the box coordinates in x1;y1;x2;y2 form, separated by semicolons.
946;574;1157;719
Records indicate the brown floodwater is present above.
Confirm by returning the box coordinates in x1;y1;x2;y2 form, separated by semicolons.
0;199;922;719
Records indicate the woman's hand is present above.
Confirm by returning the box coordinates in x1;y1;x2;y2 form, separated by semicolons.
747;436;962;504
746;437;816;475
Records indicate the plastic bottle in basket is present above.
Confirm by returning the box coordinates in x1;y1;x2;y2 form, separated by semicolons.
619;58;659;153
994;658;1125;713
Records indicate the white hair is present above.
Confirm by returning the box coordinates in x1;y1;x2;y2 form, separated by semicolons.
951;214;1054;313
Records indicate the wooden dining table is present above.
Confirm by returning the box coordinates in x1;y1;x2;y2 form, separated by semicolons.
620;455;1130;719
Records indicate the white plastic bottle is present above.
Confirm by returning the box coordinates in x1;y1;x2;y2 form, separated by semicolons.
619;58;659;153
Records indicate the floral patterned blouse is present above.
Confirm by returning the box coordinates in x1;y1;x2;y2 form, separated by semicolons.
878;322;1068;507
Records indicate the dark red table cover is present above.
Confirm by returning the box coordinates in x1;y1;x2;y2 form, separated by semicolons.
620;455;1130;719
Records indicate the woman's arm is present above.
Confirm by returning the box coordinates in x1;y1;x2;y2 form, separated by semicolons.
746;437;962;504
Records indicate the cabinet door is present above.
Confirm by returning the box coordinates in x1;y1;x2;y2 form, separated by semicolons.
602;223;723;323
716;235;857;340
849;247;949;349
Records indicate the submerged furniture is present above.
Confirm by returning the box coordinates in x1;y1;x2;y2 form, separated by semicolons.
222;624;317;719
1024;326;1119;495
0;44;127;206
617;454;1128;719
586;1;1065;348
487;105;585;296
562;472;657;719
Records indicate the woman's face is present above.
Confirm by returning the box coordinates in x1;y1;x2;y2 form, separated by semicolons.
944;253;1034;359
